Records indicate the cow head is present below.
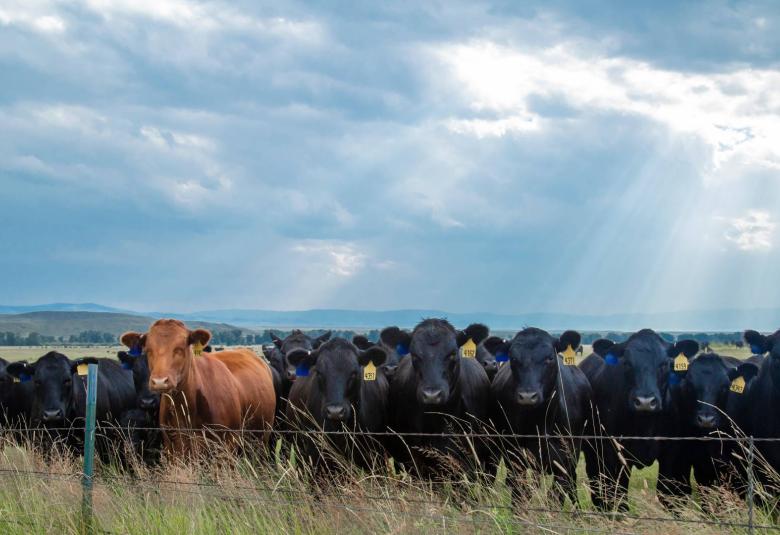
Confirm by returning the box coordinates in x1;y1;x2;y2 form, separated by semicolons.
7;352;97;424
122;319;210;394
287;338;387;427
271;330;331;381
408;319;466;407
0;357;18;407
377;326;412;379
745;329;780;386
679;354;739;430
593;329;699;413
501;328;580;409
459;323;500;379
117;350;159;412
265;343;294;384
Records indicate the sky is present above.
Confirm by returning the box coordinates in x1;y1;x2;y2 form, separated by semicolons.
1;0;779;316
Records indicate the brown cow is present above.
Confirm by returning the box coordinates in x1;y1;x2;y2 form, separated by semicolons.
120;319;275;455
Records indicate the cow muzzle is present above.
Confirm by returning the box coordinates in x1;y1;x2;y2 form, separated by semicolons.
42;408;64;422
325;404;347;421
696;413;717;429
632;395;660;412
149;376;174;392
516;391;541;406
420;388;445;406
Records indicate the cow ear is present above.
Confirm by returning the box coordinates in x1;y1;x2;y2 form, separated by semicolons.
203;345;213;353
483;336;506;355
6;362;34;380
70;357;99;375
352;335;371;350
358;345;388;367
669;339;699;358
462;324;490;345
120;331;145;350
117;351;134;365
313;331;331;349
744;330;770;354
380;327;409;348
188;329;212;348
286;348;317;368
592;339;615;357
727;362;759;383
270;332;284;349
556;331;581;354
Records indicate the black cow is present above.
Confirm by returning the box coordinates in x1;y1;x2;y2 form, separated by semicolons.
580;329;699;511
117;350;162;464
353;326;412;380
7;352;136;459
738;329;780;494
388;319;491;479
0;357;33;428
286;338;389;471
490;328;592;505
657;353;759;504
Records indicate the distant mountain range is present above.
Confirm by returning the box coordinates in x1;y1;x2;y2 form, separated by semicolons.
1;303;780;332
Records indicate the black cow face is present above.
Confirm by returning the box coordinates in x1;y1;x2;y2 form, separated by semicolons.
594;330;699;413
479;336;506;380
377;327;412;379
409;319;465;407
505;329;580;408
271;330;332;380
745;329;780;387
0;358;18;406
118;351;159;412
266;345;295;383
7;352;96;424
287;338;386;427
679;355;731;430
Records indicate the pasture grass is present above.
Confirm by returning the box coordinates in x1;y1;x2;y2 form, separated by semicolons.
0;431;772;534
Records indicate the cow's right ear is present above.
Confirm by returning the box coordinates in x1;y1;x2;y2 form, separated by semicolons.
70;357;99;375
286;348;318;370
117;351;135;369
380;327;412;355
358;345;388;367
592;339;615;357
120;332;146;351
728;362;759;383
482;336;507;355
6;362;34;381
270;332;284;349
313;331;331;349
352;335;371;350
745;330;771;354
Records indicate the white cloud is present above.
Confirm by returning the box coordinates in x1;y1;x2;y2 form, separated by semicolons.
0;3;66;34
432;41;780;171
292;241;367;277
720;210;775;251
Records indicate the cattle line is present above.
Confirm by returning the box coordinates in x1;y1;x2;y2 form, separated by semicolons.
7;425;780;443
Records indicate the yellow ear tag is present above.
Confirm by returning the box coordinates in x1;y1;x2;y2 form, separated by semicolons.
12;377;20;384
363;361;377;381
730;376;746;394
461;338;477;359
562;345;576;366
193;342;203;357
77;363;89;376
673;354;688;372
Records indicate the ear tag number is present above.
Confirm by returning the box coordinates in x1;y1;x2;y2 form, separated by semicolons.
461;339;477;359
295;364;310;377
674;354;688;372
193;342;204;357
562;345;576;366
12;377;19;384
77;363;89;376
730;376;746;394
363;361;377;381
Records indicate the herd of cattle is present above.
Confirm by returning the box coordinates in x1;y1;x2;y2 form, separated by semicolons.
1;318;780;512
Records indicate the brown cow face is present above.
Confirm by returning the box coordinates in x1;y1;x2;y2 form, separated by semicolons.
121;321;211;393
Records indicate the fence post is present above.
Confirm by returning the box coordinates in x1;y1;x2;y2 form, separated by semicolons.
81;363;99;535
746;435;755;535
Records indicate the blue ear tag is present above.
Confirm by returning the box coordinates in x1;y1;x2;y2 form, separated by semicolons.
19;373;31;383
605;353;618;366
129;346;142;357
295;364;310;377
396;344;409;356
669;371;681;386
750;344;763;355
122;361;133;370
496;351;509;363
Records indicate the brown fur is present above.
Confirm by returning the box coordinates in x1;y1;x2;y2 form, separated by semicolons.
121;319;275;455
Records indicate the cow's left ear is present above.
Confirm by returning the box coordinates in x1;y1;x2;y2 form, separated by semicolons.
483;336;507;355
188;329;212;348
728;362;760;384
6;362;34;380
286;348;318;369
358;345;388;367
352;335;371;350
555;331;581;354
462;324;490;345
313;331;331;349
71;357;99;375
744;330;771;354
669;339;699;358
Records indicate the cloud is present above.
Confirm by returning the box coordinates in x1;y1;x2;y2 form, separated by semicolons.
291;241;367;277
721;210;776;251
431;41;780;172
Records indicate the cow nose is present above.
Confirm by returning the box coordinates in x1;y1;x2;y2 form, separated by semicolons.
149;377;171;391
421;388;444;405
696;414;717;428
516;391;540;406
633;395;659;412
383;365;398;377
139;397;157;410
286;369;297;381
325;404;347;421
42;409;63;421
484;361;497;373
